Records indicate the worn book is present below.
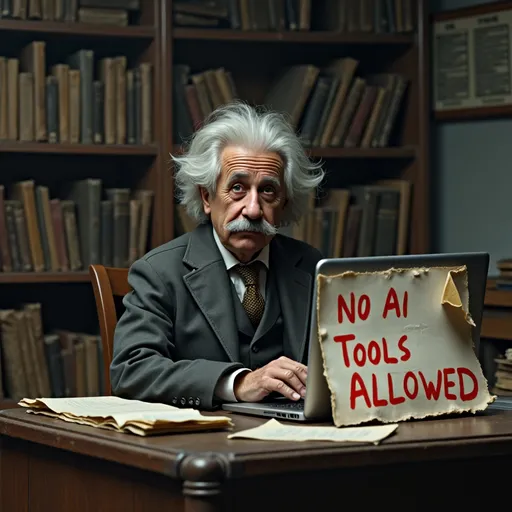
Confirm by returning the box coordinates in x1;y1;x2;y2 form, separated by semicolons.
18;396;233;436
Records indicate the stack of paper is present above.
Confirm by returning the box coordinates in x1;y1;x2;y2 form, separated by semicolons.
18;396;233;436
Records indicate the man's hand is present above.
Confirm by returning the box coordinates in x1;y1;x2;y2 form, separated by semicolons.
233;356;307;402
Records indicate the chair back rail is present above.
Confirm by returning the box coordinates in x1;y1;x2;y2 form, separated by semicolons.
89;264;130;395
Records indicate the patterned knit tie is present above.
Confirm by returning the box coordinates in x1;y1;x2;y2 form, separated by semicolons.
236;262;265;327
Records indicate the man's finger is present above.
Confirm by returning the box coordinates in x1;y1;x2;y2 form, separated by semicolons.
278;360;308;386
273;368;306;397
271;378;301;400
278;356;307;371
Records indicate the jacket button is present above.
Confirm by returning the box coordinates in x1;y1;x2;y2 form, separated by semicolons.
180;397;186;405
171;397;177;405
252;345;259;353
195;398;201;407
188;398;194;405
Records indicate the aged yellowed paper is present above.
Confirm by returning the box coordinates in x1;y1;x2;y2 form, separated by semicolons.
228;418;398;444
316;265;494;427
19;396;233;436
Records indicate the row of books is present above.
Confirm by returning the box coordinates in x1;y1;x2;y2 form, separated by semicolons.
493;350;512;396
0;180;154;273
173;0;312;30
173;65;237;140
1;0;140;25
289;60;408;149
0;42;153;145
492;259;512;291
292;179;412;258
0;303;105;402
323;0;416;34
173;58;407;149
173;0;416;34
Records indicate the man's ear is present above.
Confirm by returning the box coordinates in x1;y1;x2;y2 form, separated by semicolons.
199;186;211;215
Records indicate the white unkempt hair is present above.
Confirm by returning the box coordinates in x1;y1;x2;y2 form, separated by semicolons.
171;101;325;226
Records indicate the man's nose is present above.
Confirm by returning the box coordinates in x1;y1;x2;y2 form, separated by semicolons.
243;189;262;219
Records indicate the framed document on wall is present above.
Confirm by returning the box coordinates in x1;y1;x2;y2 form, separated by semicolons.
433;1;512;121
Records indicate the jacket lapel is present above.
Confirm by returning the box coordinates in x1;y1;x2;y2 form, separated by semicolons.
182;224;240;362
271;237;313;364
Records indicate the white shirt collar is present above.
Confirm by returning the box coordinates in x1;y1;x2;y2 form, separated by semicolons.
212;225;269;271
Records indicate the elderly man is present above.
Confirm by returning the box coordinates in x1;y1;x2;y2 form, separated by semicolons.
110;102;325;411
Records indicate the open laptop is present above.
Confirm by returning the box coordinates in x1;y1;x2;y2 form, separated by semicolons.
222;252;490;422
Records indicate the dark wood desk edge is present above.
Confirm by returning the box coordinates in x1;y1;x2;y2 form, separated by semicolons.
0;412;232;509
0;410;185;477
3;409;512;484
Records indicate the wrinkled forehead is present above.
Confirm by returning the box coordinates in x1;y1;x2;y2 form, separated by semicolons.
220;146;285;178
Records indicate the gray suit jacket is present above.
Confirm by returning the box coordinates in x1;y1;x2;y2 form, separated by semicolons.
110;222;322;410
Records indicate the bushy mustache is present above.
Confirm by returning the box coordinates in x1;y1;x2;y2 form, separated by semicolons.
225;217;277;236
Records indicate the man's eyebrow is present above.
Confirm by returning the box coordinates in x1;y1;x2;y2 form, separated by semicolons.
260;176;281;187
226;172;250;186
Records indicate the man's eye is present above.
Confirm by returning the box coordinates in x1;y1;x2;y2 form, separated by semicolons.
231;184;243;192
263;186;275;194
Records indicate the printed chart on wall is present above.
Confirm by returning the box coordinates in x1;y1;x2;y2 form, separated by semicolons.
433;5;512;115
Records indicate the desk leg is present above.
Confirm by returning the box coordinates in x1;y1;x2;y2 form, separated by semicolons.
180;453;228;512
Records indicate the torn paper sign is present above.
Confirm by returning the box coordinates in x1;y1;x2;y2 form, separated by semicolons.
228;419;398;444
316;265;494;428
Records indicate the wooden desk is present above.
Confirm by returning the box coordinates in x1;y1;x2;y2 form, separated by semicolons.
1;407;511;512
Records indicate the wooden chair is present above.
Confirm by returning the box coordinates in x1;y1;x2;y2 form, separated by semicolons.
89;264;131;395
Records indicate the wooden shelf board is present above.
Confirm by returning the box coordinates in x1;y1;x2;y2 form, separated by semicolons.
435;104;512;122
482;314;512;341
173;28;415;44
0;272;91;284
0;142;158;156
308;146;416;158
0;19;154;38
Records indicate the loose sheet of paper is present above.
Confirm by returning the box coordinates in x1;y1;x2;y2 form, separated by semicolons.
228;419;398;444
316;266;494;427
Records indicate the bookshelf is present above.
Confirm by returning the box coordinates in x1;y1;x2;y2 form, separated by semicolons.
0;0;431;410
167;0;431;256
0;0;170;409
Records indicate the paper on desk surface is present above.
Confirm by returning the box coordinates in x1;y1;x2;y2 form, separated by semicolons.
18;396;233;433
228;419;398;444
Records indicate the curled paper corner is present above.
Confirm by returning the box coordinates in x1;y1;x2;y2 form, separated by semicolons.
318;327;328;341
441;271;476;327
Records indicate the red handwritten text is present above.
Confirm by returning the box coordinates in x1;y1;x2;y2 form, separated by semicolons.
382;287;408;319
334;334;411;368
334;284;479;410
338;292;370;324
349;367;479;409
337;287;409;324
